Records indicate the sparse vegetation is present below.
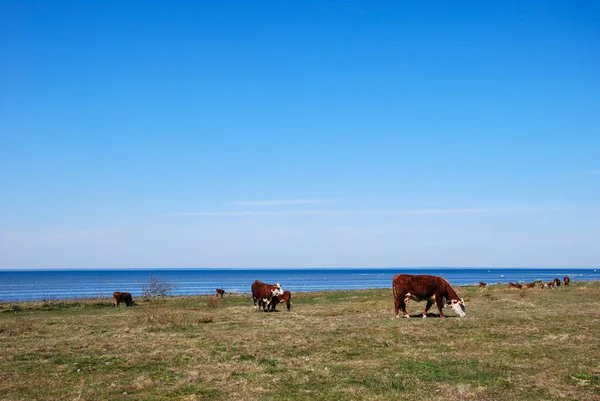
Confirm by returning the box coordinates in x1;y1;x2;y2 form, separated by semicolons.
205;294;222;309
0;282;599;400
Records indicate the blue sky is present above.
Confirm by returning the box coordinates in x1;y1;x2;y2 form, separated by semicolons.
1;1;599;269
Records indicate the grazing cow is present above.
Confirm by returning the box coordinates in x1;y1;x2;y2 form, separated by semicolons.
508;282;523;289
564;276;571;286
553;278;561;287
268;290;292;312
251;280;284;312
112;291;133;307
524;282;536;289
392;274;466;319
479;282;487;289
215;288;226;298
540;281;555;289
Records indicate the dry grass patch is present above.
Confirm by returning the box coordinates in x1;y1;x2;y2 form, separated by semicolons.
1;284;599;400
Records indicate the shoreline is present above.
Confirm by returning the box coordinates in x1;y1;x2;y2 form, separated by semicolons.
0;280;587;306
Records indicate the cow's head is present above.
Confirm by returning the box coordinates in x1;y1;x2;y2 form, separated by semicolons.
272;283;284;297
449;298;466;317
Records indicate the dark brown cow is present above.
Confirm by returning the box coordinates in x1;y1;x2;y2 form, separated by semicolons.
251;280;284;312
479;282;487;289
524;282;536;289
392;274;465;318
215;288;226;298
553;278;561;287
564;276;571;286
508;282;523;289
268;290;292;312
112;291;133;307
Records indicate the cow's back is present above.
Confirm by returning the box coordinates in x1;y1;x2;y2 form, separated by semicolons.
252;280;269;298
392;274;442;298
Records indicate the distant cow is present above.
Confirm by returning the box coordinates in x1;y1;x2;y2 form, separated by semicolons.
215;288;226;298
479;282;487;289
268;290;292;312
112;292;133;307
251;280;284;312
540;281;555;289
553;278;561;287
524;282;536;289
392;274;465;318
508;282;523;289
564;276;571;286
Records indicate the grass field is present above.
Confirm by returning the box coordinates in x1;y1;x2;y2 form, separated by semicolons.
1;282;599;400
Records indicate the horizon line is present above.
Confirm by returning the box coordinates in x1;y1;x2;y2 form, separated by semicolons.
1;266;597;271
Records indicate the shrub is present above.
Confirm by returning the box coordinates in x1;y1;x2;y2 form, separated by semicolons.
141;275;177;301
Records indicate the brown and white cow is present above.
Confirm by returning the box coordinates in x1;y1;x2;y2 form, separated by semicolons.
215;288;226;298
112;291;133;307
564;276;571;286
392;274;465;318
268;290;292;312
524;282;536;289
540;281;555;289
251;280;284;312
508;282;523;289
479;282;487;289
553;278;561;287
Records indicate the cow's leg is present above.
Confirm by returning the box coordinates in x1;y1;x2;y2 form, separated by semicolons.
262;297;271;312
393;290;401;318
423;300;434;318
399;295;409;318
435;293;446;318
253;297;259;311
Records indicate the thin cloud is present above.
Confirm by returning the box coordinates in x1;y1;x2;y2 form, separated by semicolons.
226;199;323;206
176;210;342;216
174;207;575;217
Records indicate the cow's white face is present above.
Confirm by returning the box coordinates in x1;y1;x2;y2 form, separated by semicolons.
450;298;466;317
272;283;284;296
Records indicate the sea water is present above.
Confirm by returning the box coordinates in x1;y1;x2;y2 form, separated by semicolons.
0;268;597;302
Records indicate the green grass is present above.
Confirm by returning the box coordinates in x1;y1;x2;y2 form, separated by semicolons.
1;282;599;400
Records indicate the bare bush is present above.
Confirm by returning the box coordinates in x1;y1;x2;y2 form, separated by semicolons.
140;275;177;301
199;315;214;323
